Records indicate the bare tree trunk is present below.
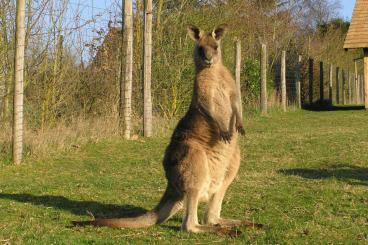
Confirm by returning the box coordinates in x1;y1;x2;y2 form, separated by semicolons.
120;0;134;139
13;0;26;165
143;0;153;137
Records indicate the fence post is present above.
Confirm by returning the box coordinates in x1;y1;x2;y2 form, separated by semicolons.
319;61;324;102
364;49;368;109
329;64;333;103
143;0;153;137
309;58;314;104
360;75;363;104
348;70;351;104
342;69;346;105
336;67;340;104
261;43;267;115
352;73;355;104
296;55;302;108
281;50;287;112
360;74;364;104
235;40;242;117
355;61;358;104
120;0;134;139
13;0;26;165
358;73;360;104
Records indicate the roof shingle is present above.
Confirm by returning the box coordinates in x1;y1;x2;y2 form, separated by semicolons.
344;0;368;49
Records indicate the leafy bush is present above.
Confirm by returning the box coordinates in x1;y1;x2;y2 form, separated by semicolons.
241;58;261;102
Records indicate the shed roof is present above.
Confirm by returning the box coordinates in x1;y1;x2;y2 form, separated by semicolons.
343;0;368;49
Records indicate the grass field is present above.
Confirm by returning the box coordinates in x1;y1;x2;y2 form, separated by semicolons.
1;108;368;244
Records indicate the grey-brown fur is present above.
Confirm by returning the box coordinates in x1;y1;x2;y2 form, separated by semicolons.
73;25;258;234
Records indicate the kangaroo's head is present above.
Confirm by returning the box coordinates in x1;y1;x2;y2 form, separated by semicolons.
187;24;227;69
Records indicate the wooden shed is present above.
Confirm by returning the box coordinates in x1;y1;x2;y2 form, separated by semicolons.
344;0;368;109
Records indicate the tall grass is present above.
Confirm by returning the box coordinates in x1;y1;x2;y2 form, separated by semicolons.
0;97;289;165
0;115;178;165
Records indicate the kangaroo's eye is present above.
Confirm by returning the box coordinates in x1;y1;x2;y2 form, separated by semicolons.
214;46;218;51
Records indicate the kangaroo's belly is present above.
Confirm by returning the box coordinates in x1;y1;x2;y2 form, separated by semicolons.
199;137;238;202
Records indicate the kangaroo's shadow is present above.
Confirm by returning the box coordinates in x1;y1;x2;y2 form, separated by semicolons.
279;163;368;186
0;193;147;218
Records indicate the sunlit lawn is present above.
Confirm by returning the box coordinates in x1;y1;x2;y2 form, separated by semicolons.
1;107;368;244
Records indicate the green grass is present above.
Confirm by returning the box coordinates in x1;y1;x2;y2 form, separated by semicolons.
1;108;368;244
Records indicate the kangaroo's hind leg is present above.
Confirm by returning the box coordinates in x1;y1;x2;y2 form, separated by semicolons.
179;147;238;235
204;145;242;227
182;187;240;236
204;146;262;228
179;147;208;233
179;148;230;234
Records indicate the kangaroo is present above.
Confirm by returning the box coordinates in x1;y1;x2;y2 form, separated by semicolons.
73;25;259;234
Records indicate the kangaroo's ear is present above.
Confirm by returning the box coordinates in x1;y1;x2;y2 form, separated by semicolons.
187;25;203;42
212;24;228;41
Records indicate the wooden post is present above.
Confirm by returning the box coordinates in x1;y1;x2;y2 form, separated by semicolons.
329;64;333;103
143;0;153;137
281;50;287;112
319;61;324;102
296;55;302;108
309;58;314;104
342;69;346;105
260;43;267;115
362;74;364;104
360;74;364;104
348;70;351;104
120;0;133;139
360;74;363;104
357;74;362;104
363;48;368;110
352;73;356;104
235;40;242;117
12;0;26;165
364;49;368;109
336;67;340;104
355;61;358;104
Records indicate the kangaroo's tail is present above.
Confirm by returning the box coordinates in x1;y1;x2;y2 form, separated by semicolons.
72;187;182;229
